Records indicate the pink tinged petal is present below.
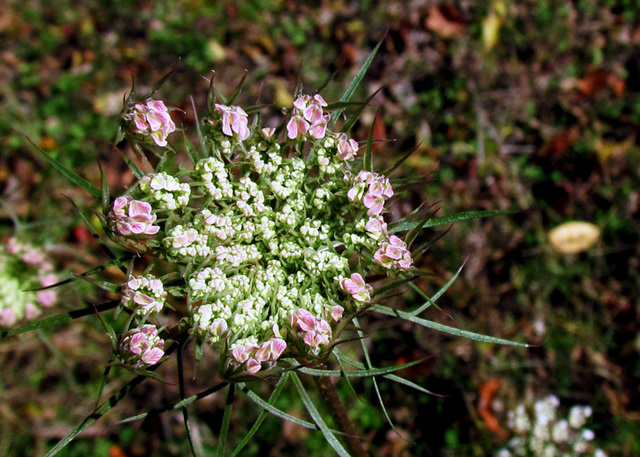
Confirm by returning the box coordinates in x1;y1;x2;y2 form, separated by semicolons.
221;112;233;136
331;306;344;322
141;347;164;365
232;346;249;363
308;118;328;139
210;319;228;336
373;247;393;268
293;95;309;110
116;222;133;235
389;235;406;247
246;358;262;374
0;308;16;326
398;259;413;269
312;94;328;107
261;127;275;140
141;324;159;336
112;196;129;214
128;200;153;217
286;116;309;139
303;331;317;348
25;303;41;319
302;104;324;124
269;338;287;359
255;342;272;362
133;292;154;307
37;290;57;307
39;273;58;287
364;196;385;216
143;224;160;235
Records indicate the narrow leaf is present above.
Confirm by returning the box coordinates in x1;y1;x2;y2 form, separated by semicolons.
230;376;288;457
240;378;320;430
330;38;384;125
364;109;377;172
389;209;520;233
98;159;110;215
217;384;235;457
297;357;429;378
21;133;101;198
0;301;119;339
291;372;351;457
409;260;466;316
227;71;248;105
340;87;383;134
372;305;529;346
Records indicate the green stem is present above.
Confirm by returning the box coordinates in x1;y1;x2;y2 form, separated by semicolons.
313;375;368;457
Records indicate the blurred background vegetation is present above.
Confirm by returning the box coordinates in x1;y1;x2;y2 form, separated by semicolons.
1;0;639;455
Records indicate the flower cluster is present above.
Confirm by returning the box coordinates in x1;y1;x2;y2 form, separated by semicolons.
0;238;59;327
120;324;165;368
124;99;176;147
497;395;607;457
108;196;159;236
287;94;329;139
121;274;167;315
110;92;415;377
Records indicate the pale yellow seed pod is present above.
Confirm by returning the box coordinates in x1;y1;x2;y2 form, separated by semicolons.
548;221;600;254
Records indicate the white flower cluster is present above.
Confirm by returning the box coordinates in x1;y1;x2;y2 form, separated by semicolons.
497;395;607;457
139;172;191;210
112;93;417;377
0;238;58;327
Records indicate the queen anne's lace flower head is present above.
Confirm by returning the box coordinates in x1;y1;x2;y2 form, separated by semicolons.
113;89;416;377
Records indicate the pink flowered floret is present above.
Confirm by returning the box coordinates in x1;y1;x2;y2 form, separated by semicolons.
287;94;329;140
109;196;160;237
214;104;250;141
373;235;413;270
340;273;374;303
128;99;175;147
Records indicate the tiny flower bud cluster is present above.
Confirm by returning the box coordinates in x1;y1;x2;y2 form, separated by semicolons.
139;172;191;210
125;99;176;147
121;274;167;315
113;94;415;376
120;324;165;368
496;395;607;457
0;238;59;327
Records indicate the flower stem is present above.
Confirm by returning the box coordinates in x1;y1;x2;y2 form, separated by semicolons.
313;375;369;457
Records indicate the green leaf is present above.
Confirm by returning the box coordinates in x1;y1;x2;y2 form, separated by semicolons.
230;376;288;457
352;317;398;438
364;109;378;172
409;260;466;316
383;374;443;396
20;133;101;198
334;351;441;396
297;357;429;378
389;209;520;234
227;71;248;105
45;372;150;456
239;377;320;431
191;95;206;152
340;87;383;134
290;372;351;457
217;384;235;457
116;382;228;425
405;208;439;249
98;159;110;215
330;38;384;126
0;301;119;339
145;64;178;98
372;305;529;347
118;148;145;179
